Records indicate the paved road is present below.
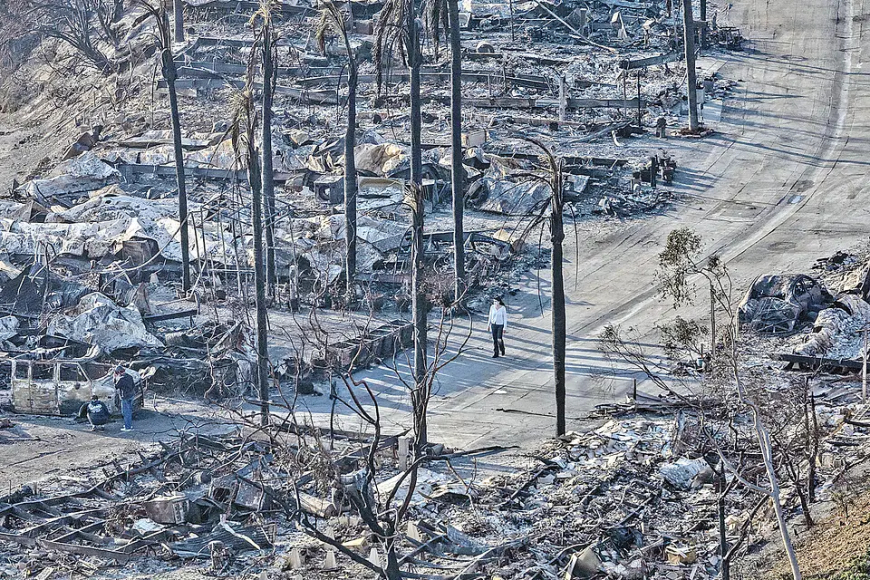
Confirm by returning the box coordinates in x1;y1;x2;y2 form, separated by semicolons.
297;0;870;449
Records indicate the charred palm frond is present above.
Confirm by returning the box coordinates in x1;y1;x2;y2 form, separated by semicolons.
315;0;350;54
249;0;279;29
373;0;413;95
421;0;448;59
316;0;360;297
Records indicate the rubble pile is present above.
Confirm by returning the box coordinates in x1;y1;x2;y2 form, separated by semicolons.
736;249;870;371
0;0;761;575
3;394;869;580
0;0;742;413
0;431;285;577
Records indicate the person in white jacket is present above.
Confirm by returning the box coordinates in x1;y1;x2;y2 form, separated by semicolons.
487;297;507;358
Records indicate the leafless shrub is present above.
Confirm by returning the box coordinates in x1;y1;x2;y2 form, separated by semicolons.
599;228;804;580
26;0;121;72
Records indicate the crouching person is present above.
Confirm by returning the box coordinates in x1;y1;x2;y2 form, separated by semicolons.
78;395;110;431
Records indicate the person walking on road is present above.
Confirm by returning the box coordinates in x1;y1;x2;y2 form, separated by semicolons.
488;297;508;358
114;365;137;432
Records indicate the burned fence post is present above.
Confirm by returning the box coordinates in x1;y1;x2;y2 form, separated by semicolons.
636;70;642;128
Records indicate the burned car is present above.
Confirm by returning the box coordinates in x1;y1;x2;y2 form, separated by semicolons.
4;356;144;416
738;274;833;334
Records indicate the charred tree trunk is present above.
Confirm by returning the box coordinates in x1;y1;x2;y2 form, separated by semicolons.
699;0;707;48
112;0;124;22
718;466;730;580
551;181;566;436
248;145;271;426
808;391;819;503
87;44;112;73
173;0;184;42
709;284;716;356
682;0;699;131
344;49;358;298
745;400;802;579
448;0;464;303
261;27;277;297
383;551;402;580
161;47;191;292
408;3;428;449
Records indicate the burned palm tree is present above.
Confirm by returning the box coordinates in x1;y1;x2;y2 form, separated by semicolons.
231;66;271;427
424;0;465;303
316;0;358;300
520;139;568;436
251;0;278;297
375;0;429;444
139;0;191;292
682;0;699;131
172;0;183;42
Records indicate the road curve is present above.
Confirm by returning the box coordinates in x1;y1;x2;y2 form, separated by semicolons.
302;0;870;449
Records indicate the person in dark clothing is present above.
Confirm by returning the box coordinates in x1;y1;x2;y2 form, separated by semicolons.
78;395;110;431
114;365;137;432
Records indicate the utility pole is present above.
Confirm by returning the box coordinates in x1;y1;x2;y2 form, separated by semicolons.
682;0;699;131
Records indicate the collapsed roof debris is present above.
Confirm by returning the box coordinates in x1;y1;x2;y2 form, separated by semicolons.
738;274;834;334
737;251;870;373
47;292;163;353
1;388;866;580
